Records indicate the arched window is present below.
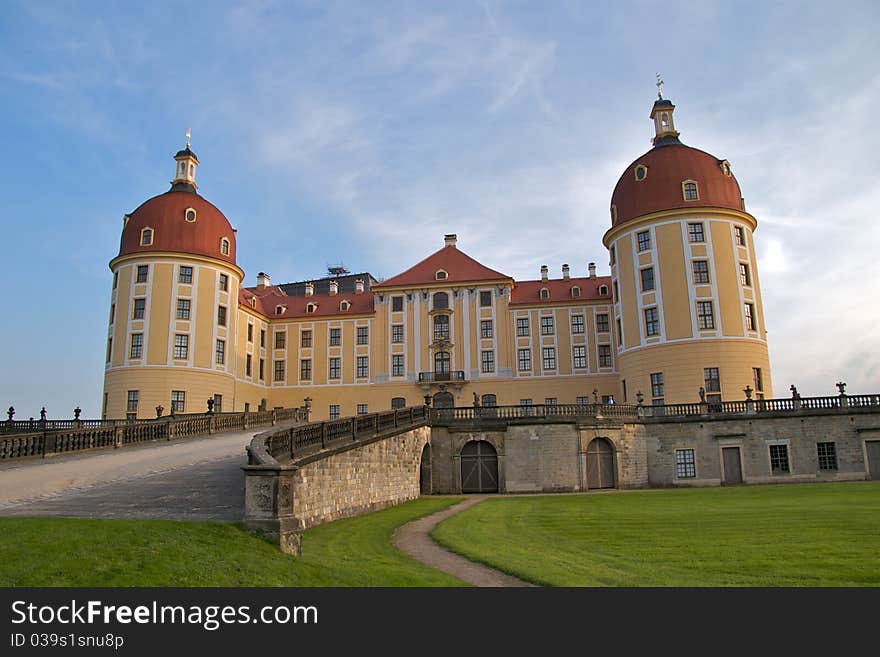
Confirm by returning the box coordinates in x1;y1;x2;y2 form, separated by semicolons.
682;180;699;201
433;314;449;340
275;305;284;315
434;351;450;374
481;394;497;407
433;292;448;309
306;303;316;314
220;238;230;255
140;227;153;246
391;397;406;409
599;284;609;296
184;208;197;222
540;288;549;300
340;300;351;311
435;270;448;280
571;286;581;298
634;164;648;181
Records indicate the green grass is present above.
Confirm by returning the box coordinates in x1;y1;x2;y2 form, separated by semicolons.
0;497;465;587
431;483;880;586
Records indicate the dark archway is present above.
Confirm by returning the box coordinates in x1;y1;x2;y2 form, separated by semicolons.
433;391;454;408
460;440;499;493
419;444;432;494
586;437;616;489
391;397;406;409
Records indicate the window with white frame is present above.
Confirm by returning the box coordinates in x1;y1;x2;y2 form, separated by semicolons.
644;307;660;336
692;260;710;284
328;357;341;379
687;222;705;242
481;350;495;373
357;404;369;415
176;299;190;320
392;354;404;377
357;356;369;378
637;231;651;252
329;405;340;420
481;320;493;338
697;301;715;329
173;334;188;359
518;348;531;372
598;345;612;367
770;444;790;473
130;333;143;359
392;324;404;343
136;265;148;283
178;266;193;284
215;339;225;365
817;442;837;471
571;315;584;334
541;316;554;335
542;347;556;371
516;317;529;336
675;449;696;478
596;313;609;333
170;390;185;413
573;345;587;369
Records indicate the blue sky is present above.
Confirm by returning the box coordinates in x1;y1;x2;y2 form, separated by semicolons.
1;0;877;418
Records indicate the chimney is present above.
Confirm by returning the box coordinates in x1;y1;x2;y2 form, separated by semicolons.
562;264;570;280
257;272;270;289
588;262;597;279
355;279;364;294
444;234;457;248
329;280;338;296
305;282;314;297
540;265;549;282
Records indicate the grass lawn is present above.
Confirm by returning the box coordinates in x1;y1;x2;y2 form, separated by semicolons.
431;483;880;586
0;497;465;587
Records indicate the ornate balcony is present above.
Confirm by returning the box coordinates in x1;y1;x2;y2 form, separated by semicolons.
418;371;465;383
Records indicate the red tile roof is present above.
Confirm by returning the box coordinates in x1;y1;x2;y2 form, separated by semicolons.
373;244;511;289
509;276;612;306
239;285;374;319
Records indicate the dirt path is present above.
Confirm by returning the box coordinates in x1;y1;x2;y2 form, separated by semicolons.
395;496;536;587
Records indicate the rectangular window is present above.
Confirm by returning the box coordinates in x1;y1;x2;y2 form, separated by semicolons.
113;271;119;290
745;303;756;331
739;263;751;286
357;404;368;416
301;330;312;348
688;223;705;243
215;339;225;365
171;390;185;413
392;354;404;377
329;405;340;420
697;301;715;330
610;245;616;266
173;334;189;359
106;337;113;362
392;296;403;312
545;397;558;414
357;326;369;345
516;317;529;336
136;265;148;284
651;372;664;400
735;226;745;246
637;230;651;252
247;324;253;342
640;267;655;292
576;396;590;405
481;320;493;338
357;356;369;378
433;315;450;341
110;304;115;324
132;298;146;320
329;357;341;379
219;273;228;291
541;316;554;335
616;318;622;342
613;281;619;303
391;324;404;343
644;307;660;336
704;367;721;407
817;442;837;471
129;333;143;359
259;358;264;381
675;449;696;478
176;299;190;320
179;266;193;284
542;347;556;371
246;354;252;377
213;394;222;413
571;315;584;334
573;345;587;369
752;367;763;393
481;350;495;373
217;305;227;327
260;329;265;348
520;399;534;416
596;313;609;333
127;390;139;413
273;360;285;382
518;348;531;372
275;331;286;349
300;359;311;380
598;345;612;368
692;260;710;284
480;290;493;307
329;328;341;346
770;444;790;473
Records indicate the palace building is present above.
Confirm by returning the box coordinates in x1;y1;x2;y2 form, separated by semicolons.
103;94;772;420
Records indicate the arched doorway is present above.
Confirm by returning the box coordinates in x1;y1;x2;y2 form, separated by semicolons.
460;440;499;493
585;437;616;489
481;394;497;418
433;391;454;408
419;444;432;494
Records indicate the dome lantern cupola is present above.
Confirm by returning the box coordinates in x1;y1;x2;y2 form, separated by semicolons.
171;128;199;192
650;75;680;147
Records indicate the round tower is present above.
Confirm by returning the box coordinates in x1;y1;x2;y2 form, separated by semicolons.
103;136;244;419
603;93;772;406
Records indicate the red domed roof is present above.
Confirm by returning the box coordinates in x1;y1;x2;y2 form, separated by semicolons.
119;191;236;262
610;143;744;227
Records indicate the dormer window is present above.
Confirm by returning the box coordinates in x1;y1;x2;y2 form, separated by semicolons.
220;238;230;256
340;300;351;311
599;284;609;296
140;227;153;246
634;165;648;181
720;160;732;177
571;286;581;298
540;288;550;300
249;297;256;308
185;208;197;222
275;305;285;315
682;180;699;201
435;270;448;281
306;303;317;314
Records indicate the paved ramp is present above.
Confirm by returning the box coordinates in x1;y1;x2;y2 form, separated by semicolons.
0;429;260;521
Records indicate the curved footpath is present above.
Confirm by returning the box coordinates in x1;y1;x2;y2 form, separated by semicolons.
395;497;536;587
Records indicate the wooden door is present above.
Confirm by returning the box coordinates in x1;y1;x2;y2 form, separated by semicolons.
722;447;743;485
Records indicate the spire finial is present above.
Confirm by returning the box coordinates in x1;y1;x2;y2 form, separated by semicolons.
185;127;191;149
656;73;664;99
